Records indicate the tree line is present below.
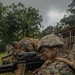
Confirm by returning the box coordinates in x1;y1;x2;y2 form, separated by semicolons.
0;0;75;52
41;0;75;37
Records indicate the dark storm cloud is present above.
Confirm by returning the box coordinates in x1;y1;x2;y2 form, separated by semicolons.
0;0;72;29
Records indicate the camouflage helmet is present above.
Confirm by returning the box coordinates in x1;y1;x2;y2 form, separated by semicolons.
11;41;18;47
38;34;64;50
19;37;39;51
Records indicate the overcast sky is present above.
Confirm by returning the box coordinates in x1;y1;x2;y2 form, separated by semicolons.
0;0;72;30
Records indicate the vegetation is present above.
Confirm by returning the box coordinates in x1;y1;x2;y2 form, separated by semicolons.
0;2;43;51
41;0;75;37
58;0;75;28
0;2;43;45
0;0;75;74
0;0;75;51
0;52;6;65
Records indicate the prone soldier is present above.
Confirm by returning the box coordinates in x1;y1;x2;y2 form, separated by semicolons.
2;37;39;64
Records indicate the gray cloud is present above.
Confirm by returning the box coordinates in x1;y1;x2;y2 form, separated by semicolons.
0;0;72;29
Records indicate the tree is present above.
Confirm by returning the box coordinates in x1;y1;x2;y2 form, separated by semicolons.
0;2;43;44
0;3;8;41
53;22;63;33
0;3;2;17
41;0;75;36
41;25;54;37
60;0;75;27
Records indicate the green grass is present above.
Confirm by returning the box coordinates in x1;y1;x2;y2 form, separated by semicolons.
0;52;7;65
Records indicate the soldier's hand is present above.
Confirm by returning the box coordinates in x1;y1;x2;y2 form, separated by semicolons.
32;68;40;75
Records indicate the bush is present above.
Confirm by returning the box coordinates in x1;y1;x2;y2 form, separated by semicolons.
0;42;6;52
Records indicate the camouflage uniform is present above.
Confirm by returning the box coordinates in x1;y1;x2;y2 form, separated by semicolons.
2;44;16;63
58;33;68;50
4;38;39;62
71;43;75;52
19;37;39;52
36;34;75;75
6;45;15;54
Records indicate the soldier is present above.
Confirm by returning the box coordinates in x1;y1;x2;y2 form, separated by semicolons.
19;37;39;52
58;33;68;50
2;43;16;63
9;38;39;61
11;41;21;53
71;43;75;52
57;33;63;40
33;33;75;75
9;41;20;61
6;45;14;54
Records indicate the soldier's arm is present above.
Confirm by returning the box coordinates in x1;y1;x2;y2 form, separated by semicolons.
36;61;74;75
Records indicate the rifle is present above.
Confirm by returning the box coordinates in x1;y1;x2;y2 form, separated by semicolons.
0;52;44;73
